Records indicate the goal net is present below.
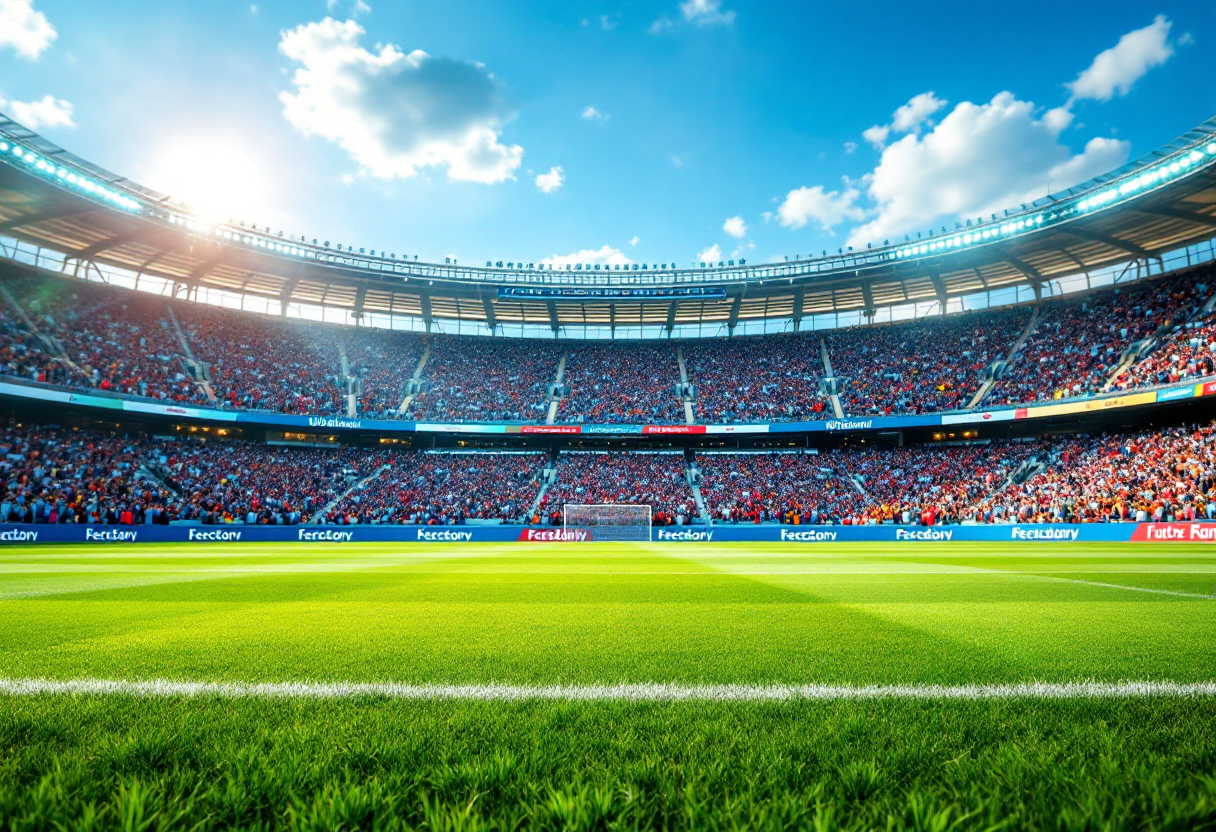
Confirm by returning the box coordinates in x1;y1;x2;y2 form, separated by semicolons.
563;504;652;541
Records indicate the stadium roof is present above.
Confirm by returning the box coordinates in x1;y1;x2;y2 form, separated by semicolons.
1;113;1215;333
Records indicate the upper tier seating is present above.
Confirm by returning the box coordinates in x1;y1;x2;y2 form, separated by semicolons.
683;334;828;423
558;343;685;424
0;263;1213;423
408;337;559;423
830;307;1030;416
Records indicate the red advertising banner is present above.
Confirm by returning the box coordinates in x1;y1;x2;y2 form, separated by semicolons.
642;425;707;435
1130;522;1216;542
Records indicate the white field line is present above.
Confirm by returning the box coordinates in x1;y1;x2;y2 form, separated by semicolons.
1013;573;1215;599
1;678;1214;701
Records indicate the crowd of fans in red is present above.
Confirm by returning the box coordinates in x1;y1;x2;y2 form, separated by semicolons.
1;265;1215;423
1113;307;1216;390
0;425;178;525
977;423;1216;523
409;338;559;423
989;268;1212;405
2;417;1216;526
327;452;546;523
829;308;1030;416
697;442;1041;525
684;335;828;422
543;452;696;525
344;328;423;419
558;343;686;424
158;440;377;525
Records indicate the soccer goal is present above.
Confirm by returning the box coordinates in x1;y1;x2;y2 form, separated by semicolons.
563;504;652;541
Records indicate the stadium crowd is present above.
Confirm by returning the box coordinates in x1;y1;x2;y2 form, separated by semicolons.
327;452;546;524
559;343;686;424
0;425;178;525
1;418;1215;526
159;441;377;525
989;268;1212;405
697;442;1041;525
829;308;1029;416
408;337;559;423
979;423;1216;523
683;335;829;422
543;452;696;525
179;308;344;414
0;265;1215;423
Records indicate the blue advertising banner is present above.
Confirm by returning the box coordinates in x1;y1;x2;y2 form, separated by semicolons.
1;522;1210;545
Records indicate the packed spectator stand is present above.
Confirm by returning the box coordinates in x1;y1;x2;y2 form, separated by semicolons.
408;337;559;423
1;417;1215;526
544;452;696;526
0;264;1214;425
684;334;828;423
328;452;546;524
830;308;1030;416
558;343;685;424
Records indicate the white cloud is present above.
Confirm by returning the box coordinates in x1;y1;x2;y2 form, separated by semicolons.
845;92;1129;247
890;92;947;133
249;4;258;14
680;0;735;26
352;0;371;15
599;15;616;30
843;141;858;155
777;184;864;231
278;18;523;184
581;105;605;120
698;244;723;263
862;124;890;150
2;94;73;129
1067;15;1175;103
862;91;946;149
0;0;55;60
629;236;639;246
540;245;633;267
722;216;746;239
535;165;564;194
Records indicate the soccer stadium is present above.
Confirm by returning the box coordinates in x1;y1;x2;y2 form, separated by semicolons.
1;3;1215;828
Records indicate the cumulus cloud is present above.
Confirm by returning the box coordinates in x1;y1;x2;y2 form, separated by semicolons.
845;92;1129;247
581;105;605;120
1;94;73;129
680;0;735;25
861;125;889;149
535;165;564;194
0;0;54;59
278;18;523;184
863;91;946;149
722;216;747;239
540;245;633;267
777;184;865;231
698;244;723;262
629;236;639;246
1067;15;1175;103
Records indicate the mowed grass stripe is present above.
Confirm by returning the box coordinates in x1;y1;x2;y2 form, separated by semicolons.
3;677;1216;700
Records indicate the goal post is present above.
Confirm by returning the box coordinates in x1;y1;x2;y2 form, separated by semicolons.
563;504;652;541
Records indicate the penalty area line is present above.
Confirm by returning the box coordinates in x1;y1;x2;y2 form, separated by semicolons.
0;678;1214;701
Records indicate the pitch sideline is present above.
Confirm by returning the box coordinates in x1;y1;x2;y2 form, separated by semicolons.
1;678;1214;701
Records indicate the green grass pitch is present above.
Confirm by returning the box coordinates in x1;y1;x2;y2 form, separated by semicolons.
2;541;1215;829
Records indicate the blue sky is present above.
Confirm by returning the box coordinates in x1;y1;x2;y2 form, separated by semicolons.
0;0;1212;268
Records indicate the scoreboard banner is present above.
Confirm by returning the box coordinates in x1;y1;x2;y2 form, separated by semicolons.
2;522;1214;545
